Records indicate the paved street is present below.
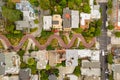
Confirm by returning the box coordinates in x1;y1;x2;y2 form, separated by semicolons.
99;3;109;80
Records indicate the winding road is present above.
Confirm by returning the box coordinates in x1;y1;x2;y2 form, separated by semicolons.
0;34;96;51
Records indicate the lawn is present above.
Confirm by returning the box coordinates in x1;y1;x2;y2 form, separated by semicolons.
0;41;3;49
73;59;81;77
21;40;29;50
107;53;113;64
71;38;78;48
36;37;47;45
62;35;68;44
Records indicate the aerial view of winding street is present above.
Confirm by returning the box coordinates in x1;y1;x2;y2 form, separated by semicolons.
0;0;119;80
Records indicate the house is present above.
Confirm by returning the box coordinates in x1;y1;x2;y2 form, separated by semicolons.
52;15;62;31
0;53;5;75
0;0;4;12
80;0;100;29
16;0;36;21
91;5;101;19
112;47;120;57
63;7;71;31
48;50;66;66
15;20;35;31
30;50;48;69
78;49;100;61
115;1;120;30
43;16;52;31
1;76;19;80
83;76;101;80
48;74;57;80
80;13;91;29
0;52;20;75
81;60;101;76
19;69;31;80
112;64;120;80
66;74;78;80
71;10;79;28
66;50;78;67
90;0;100;19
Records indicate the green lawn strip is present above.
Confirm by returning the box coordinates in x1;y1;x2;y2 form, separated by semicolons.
62;35;68;44
0;41;4;49
107;53;113;64
71;38;78;48
73;59;81;77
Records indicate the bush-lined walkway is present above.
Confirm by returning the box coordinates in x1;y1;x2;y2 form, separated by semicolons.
0;34;96;51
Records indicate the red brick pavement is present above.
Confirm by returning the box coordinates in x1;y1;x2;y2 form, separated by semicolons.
0;34;96;51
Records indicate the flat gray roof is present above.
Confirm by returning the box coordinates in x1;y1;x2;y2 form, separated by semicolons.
66;50;78;66
113;64;120;73
63;8;71;28
19;69;30;80
82;60;100;68
0;53;5;75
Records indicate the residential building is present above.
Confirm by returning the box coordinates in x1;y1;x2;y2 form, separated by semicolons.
112;64;120;80
115;0;120;30
90;0;101;19
48;74;57;80
43;16;52;31
83;76;101;80
48;50;66;66
0;53;5;75
81;60;101;76
30;50;48;69
80;13;91;29
78;49;100;61
66;74;78;80
0;52;20;75
80;0;100;29
1;76;19;80
0;0;4;12
63;7;71;31
19;69;31;80
52;15;62;31
71;10;79;28
15;20;35;31
112;47;120;57
66;50;78;67
16;0;36;21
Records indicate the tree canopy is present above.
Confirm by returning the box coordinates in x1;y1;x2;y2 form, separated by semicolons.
2;6;23;22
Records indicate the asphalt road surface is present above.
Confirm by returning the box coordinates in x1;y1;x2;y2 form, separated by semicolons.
99;3;109;80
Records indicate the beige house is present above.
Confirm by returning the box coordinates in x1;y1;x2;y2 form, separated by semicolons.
52;15;62;31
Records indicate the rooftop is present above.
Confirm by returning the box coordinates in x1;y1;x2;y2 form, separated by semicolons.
48;74;57;80
48;50;66;66
66;50;78;66
71;10;79;28
31;50;48;69
43;16;52;30
112;64;120;80
19;69;30;80
0;53;5;75
67;74;78;80
52;15;62;30
4;52;20;74
63;8;71;28
81;60;101;76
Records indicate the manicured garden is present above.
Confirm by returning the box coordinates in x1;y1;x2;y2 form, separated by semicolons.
107;53;113;64
73;59;81;77
40;0;91;14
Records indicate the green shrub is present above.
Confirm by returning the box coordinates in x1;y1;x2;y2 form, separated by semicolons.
27;58;36;66
115;32;120;37
107;25;114;30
